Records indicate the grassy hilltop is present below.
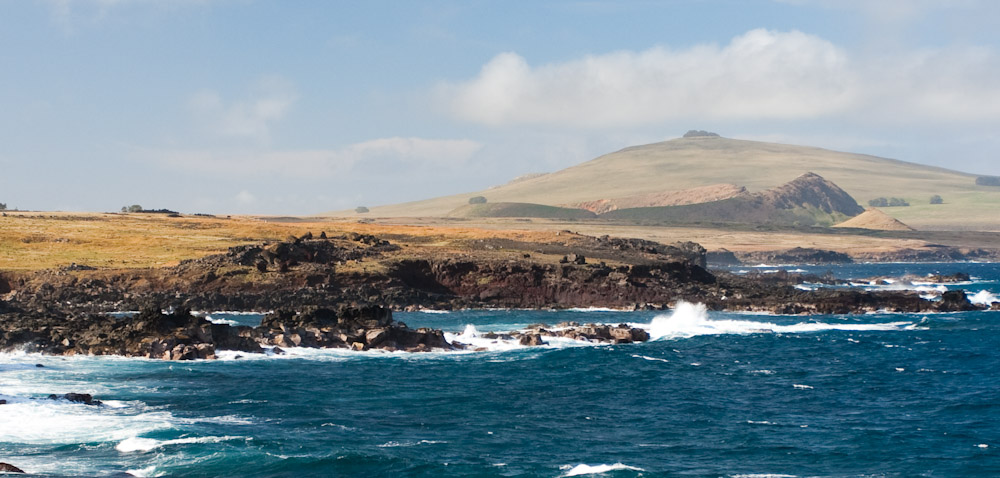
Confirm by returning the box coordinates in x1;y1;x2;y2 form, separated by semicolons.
326;136;1000;231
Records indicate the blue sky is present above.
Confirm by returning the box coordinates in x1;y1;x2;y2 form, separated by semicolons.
2;0;1000;214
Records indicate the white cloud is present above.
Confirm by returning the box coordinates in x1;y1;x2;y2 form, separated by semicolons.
235;190;255;204
444;28;1000;128
145;137;483;178
444;29;856;127
188;77;298;144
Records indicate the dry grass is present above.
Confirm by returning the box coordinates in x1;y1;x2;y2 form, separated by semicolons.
325;137;1000;231
0;212;572;271
2;211;990;273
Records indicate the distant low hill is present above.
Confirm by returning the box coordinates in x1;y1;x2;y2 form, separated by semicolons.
834;208;915;231
602;173;863;227
448;202;596;220
449;173;863;228
571;183;747;214
324;134;1000;230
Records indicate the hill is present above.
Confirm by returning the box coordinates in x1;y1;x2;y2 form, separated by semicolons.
324;135;1000;230
572;183;747;214
447;202;596;220
834;208;915;231
601;173;863;227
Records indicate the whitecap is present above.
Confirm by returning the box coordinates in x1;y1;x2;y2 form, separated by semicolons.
0;398;175;445
969;290;999;305
792;384;814;390
631;354;669;363
117;435;249;453
376;440;446;448
647;301;910;340
126;465;165;478
560;463;645;476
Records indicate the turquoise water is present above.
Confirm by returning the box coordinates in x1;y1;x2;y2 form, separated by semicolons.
1;264;999;477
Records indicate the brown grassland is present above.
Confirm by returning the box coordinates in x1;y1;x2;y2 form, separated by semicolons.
3;211;997;273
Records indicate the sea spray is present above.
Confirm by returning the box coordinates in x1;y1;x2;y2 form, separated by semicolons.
648;301;910;340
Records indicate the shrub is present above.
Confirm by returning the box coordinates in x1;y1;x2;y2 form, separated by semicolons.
122;205;143;213
355;206;369;214
468;196;487;205
683;130;720;138
0;203;6;211
930;195;943;204
976;176;1000;186
868;197;909;207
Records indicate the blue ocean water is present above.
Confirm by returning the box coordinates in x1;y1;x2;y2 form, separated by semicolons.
2;263;999;477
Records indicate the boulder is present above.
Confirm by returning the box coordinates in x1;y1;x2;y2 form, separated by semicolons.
48;393;102;406
519;334;546;346
0;463;24;473
938;290;978;312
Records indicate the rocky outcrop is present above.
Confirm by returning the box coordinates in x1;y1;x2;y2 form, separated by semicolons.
0;463;25;473
737;247;853;265
256;305;452;352
758;172;864;216
0;303;453;359
49;393;102;406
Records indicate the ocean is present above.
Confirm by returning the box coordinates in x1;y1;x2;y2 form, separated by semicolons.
2;263;999;477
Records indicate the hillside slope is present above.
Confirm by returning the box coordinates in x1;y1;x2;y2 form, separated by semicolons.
602;173;863;226
324;135;1000;230
571;183;747;214
834;208;915;231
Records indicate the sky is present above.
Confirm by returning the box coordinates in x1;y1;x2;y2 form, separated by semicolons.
2;0;1000;215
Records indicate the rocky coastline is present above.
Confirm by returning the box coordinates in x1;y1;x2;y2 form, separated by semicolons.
1;232;996;361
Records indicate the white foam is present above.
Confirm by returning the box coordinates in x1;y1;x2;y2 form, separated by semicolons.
0;398;175;445
648;301;911;340
204;315;239;326
563;307;622;312
560;463;645;476
631;354;669;363
376;440;446;448
969;290;999;305
418;309;451;314
117;435;249;453
793;384;814;390
126;465;165;478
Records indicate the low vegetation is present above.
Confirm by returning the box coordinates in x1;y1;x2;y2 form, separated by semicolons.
355;206;369;214
468;196;487;204
976;176;1000;186
868;197;910;207
450;202;597;220
930;195;943;204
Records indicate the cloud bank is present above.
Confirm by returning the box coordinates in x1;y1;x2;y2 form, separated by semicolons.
444;28;1000;128
150;137;483;178
188;77;298;144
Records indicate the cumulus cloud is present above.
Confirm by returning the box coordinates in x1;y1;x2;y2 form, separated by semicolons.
234;190;255;204
147;137;483;178
188;76;297;144
444;29;856;127
443;28;1000;129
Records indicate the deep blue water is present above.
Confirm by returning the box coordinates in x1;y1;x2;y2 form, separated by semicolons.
1;263;999;477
